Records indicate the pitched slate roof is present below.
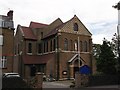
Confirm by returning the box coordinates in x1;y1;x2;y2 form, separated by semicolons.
29;21;48;28
22;53;54;64
20;26;37;40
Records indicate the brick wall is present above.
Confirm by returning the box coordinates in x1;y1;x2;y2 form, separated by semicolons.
2;28;14;73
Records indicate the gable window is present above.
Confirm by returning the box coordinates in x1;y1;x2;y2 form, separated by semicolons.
74;23;78;31
28;43;32;53
0;56;7;68
64;38;68;51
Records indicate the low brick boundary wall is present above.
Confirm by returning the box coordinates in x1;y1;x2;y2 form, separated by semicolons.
88;75;120;86
75;73;119;88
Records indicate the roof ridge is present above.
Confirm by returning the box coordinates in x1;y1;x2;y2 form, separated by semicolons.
49;18;63;26
21;26;29;28
30;21;48;25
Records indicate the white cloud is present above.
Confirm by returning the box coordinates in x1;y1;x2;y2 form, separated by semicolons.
0;0;119;44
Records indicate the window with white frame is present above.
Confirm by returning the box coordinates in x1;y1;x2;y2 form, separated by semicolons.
0;35;3;46
0;56;7;68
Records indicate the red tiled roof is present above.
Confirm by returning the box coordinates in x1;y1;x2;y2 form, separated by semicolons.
22;53;54;64
29;21;48;28
21;26;37;40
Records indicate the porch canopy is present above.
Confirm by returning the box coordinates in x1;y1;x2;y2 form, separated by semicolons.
68;54;86;63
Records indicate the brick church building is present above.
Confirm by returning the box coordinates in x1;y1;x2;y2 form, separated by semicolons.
14;15;95;80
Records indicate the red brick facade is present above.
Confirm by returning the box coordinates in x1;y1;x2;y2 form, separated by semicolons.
14;15;96;80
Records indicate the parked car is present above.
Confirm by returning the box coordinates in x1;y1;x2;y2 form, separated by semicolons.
2;73;20;78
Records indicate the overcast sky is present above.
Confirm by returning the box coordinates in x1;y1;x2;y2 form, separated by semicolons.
0;0;119;44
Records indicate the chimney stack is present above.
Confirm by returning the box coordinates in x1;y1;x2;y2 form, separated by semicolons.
7;10;13;20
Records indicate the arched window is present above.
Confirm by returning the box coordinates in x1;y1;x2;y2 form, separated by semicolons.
84;41;87;52
64;38;68;51
80;41;83;52
44;42;46;53
53;39;56;51
50;40;52;51
74;40;78;51
74;23;78;31
46;42;48;52
70;40;73;51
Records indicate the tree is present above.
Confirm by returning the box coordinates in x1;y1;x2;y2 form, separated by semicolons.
93;44;101;60
111;33;118;57
111;33;120;73
97;39;117;75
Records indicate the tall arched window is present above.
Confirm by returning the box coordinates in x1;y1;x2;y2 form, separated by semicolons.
70;40;73;51
46;42;48;52
64;38;68;51
80;41;83;52
74;23;78;31
74;40;78;51
44;42;46;53
53;39;56;51
50;40;52;51
84;41;87;52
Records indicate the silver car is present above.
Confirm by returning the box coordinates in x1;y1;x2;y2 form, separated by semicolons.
2;73;20;78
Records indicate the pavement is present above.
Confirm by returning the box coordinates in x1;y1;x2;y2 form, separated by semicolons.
43;80;120;89
43;80;73;88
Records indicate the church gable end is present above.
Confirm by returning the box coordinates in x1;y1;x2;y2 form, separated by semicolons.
60;15;92;36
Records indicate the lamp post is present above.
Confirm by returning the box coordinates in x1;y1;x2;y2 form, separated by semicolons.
113;1;120;73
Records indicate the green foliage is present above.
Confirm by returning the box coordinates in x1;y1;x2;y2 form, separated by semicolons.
96;40;117;75
93;44;101;60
